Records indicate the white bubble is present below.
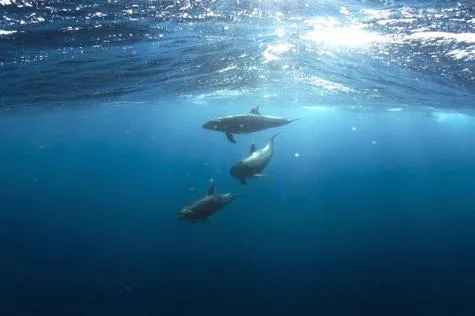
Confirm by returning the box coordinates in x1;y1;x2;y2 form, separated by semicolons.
351;126;357;131
372;140;377;145
294;152;300;158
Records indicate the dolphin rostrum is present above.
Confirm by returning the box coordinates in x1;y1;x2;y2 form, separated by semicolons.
177;181;238;223
230;133;280;185
202;105;299;144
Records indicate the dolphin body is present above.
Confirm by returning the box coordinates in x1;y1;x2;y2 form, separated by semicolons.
177;182;238;223
230;133;280;185
202;105;299;144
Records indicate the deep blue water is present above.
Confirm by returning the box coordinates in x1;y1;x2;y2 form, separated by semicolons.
1;0;475;315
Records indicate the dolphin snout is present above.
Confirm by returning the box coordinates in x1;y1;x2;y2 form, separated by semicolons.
230;165;238;177
202;120;219;130
178;207;191;220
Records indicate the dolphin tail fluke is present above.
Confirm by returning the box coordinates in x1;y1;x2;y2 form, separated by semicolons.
230;192;241;199
267;132;281;148
225;132;236;144
269;132;281;142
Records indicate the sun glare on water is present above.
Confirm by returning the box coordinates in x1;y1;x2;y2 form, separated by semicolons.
259;14;385;66
300;17;384;48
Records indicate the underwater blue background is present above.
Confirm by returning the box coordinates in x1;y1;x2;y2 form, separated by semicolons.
1;0;475;315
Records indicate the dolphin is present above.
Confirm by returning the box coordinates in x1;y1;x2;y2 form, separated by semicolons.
177;181;238;223
202;105;299;144
230;133;280;185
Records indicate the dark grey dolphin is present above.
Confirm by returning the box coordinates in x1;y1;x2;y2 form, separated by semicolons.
202;105;299;143
230;133;280;185
177;182;238;223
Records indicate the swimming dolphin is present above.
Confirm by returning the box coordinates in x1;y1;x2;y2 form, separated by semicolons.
230;133;280;185
177;182;238;223
202;105;299;144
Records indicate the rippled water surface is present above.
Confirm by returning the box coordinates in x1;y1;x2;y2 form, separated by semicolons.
1;0;474;109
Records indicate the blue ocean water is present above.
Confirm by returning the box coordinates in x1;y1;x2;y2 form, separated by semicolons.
1;0;475;315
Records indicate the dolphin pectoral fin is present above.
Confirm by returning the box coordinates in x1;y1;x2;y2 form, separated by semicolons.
254;173;267;177
225;132;236;144
250;105;260;115
240;178;248;185
250;143;256;154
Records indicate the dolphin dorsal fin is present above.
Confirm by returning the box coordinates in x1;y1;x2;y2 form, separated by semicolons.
250;105;260;115
250;143;256;154
207;182;215;195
